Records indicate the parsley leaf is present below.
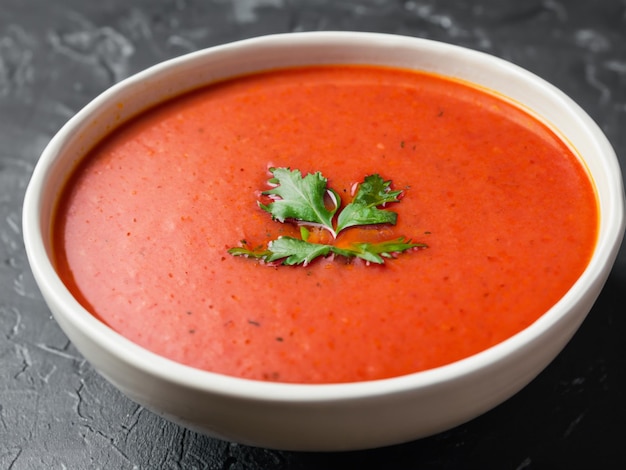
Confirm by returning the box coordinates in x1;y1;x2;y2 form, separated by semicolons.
333;238;426;264
335;174;402;233
259;168;340;238
228;168;428;266
268;237;332;265
228;237;425;266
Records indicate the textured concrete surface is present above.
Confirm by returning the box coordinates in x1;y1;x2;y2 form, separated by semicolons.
1;0;625;468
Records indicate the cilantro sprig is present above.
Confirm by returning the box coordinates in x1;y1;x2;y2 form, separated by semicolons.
228;167;427;266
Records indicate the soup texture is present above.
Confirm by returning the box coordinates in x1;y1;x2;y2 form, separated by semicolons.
54;66;598;383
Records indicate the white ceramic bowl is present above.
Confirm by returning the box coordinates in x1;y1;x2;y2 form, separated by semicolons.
23;32;625;451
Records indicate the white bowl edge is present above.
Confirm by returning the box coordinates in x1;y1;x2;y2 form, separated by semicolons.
22;31;626;450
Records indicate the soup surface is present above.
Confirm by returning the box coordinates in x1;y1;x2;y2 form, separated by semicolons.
54;65;598;383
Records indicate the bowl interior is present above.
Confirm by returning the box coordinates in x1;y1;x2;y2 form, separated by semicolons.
24;31;625;399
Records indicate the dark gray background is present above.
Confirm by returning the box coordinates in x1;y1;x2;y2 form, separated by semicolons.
2;1;625;468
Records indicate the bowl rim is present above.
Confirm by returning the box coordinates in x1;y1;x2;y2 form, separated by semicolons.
22;31;626;403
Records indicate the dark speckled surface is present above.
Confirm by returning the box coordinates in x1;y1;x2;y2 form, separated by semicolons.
2;1;625;468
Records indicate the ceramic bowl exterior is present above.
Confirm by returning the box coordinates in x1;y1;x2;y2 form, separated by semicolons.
22;32;625;451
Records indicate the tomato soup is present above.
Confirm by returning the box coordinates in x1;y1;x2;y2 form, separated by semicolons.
53;66;598;383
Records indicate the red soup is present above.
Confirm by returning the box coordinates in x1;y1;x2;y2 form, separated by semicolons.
53;65;598;384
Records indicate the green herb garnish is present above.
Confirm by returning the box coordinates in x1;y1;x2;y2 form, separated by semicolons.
228;167;427;266
335;174;402;233
259;168;340;238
